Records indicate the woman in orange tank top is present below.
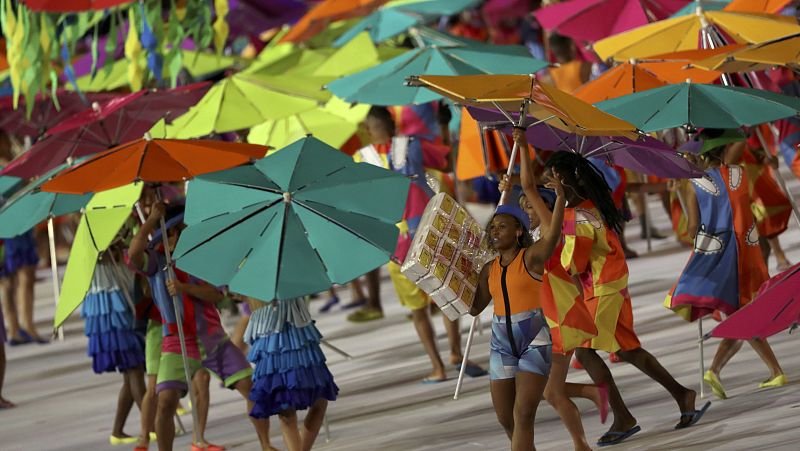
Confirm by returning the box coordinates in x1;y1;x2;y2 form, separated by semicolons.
470;176;566;451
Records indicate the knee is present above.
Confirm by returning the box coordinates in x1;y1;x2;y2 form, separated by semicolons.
513;402;536;422
156;391;179;415
543;386;561;407
495;411;514;433
278;409;298;425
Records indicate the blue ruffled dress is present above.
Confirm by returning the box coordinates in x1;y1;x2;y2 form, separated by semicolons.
245;298;338;418
81;260;145;374
2;231;39;275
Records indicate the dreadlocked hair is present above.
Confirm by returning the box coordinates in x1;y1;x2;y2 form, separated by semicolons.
545;152;625;235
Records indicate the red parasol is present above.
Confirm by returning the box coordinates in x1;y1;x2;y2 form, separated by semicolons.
0;83;210;179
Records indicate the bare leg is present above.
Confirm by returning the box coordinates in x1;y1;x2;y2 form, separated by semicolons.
364;269;382;312
278;410;302;451
300;398;328;451
16;266;40;340
563;382;602;407
192;369;211;446
230;314;251;353
616;347;696;413
155;389;181;451
443;314;462;365
545;353;591;451
410;306;447;381
512;371;547;451
575;348;636;433
350;279;366;300
709;338;745;376
137;375;158;448
768;237;791;270
111;374;135;438
0;339;14;408
490;379;516;440
233;378;272;450
1;278;21;340
748;338;784;379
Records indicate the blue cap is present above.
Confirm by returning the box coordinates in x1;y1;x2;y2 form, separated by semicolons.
494;204;530;231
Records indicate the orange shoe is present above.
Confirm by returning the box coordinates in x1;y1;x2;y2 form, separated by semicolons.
571;357;583;370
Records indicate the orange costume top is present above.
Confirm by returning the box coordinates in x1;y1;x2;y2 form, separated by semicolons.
561;201;641;352
488;250;541;317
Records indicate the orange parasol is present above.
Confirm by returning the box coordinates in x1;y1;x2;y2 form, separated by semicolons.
574;60;721;104
409;74;639;139
724;0;792;14
279;0;390;43
41;135;269;195
457;107;526;181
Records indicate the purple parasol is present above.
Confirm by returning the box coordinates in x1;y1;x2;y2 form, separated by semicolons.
467;105;703;179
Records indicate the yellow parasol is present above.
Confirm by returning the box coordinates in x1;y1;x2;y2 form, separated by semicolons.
692;33;800;72
593;8;800;61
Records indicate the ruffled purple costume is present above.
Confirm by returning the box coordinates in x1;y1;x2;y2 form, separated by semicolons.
245;298;338;418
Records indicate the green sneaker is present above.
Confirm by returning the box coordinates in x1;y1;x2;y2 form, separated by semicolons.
347;308;384;323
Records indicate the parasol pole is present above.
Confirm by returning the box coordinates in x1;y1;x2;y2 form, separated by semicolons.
48;217;64;341
155;187;201;444
320;340;353;360
698;316;705;399
135;200;184;431
456;98;530;400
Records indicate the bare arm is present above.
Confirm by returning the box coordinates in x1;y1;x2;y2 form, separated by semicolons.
469;262;493;316
167;279;224;304
514;127;553;232
524;178;566;270
128;202;165;271
724;141;745;165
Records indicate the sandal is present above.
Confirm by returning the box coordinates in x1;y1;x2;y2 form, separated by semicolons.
318;296;340;314
675;401;711;429
596;425;641;447
0;397;15;409
455;362;488;378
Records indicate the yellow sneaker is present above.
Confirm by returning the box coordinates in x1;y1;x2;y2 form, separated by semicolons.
109;435;138;446
703;370;727;400
759;374;787;389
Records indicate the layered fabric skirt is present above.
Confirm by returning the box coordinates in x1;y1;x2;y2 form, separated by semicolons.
245;298;338;418
81;261;145;374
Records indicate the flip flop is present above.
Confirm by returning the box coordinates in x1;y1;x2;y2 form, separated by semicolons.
675;401;711;429
455;363;488;378
596;425;641;447
318;296;340;314
597;383;610;425
421;377;448;384
0;398;16;409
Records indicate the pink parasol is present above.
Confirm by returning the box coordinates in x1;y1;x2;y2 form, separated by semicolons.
21;0;133;12
535;0;688;43
709;263;800;340
0;83;210;179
